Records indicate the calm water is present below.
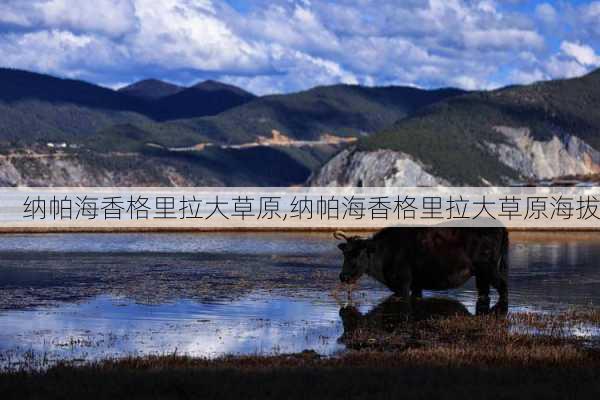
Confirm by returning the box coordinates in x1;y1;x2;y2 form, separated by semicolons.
0;232;599;368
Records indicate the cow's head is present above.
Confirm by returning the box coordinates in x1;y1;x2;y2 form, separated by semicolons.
334;231;375;284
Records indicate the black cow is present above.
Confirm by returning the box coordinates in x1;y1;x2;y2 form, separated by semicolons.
335;226;509;304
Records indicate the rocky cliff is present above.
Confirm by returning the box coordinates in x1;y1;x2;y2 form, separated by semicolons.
309;148;448;186
312;69;600;187
311;127;600;186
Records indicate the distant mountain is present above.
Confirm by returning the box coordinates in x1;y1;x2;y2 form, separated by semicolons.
0;68;154;143
0;68;147;113
0;67;465;186
118;79;184;100
167;85;466;143
151;80;256;121
0;69;258;143
193;80;253;96
118;78;256;120
312;68;600;186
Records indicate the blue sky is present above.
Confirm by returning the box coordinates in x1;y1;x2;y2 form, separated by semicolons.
0;0;599;94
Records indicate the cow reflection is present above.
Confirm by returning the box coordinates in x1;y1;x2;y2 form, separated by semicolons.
339;296;507;345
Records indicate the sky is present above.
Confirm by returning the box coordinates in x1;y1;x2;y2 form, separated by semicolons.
0;0;599;95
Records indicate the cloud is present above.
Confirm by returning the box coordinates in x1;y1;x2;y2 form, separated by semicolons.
509;68;547;85
0;30;124;77
0;0;137;37
542;41;600;79
0;0;598;94
128;0;269;73
463;29;544;51
535;3;557;25
576;1;600;38
223;50;358;95
560;41;600;67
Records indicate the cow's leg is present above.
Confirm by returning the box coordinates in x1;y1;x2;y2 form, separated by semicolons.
410;280;422;298
475;265;491;314
393;269;411;298
492;229;509;306
490;268;508;303
475;265;490;300
394;281;411;298
491;275;507;298
389;258;412;299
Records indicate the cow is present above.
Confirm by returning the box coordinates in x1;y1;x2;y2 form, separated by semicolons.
334;225;509;306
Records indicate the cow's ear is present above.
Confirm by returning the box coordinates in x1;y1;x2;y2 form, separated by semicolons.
337;243;347;251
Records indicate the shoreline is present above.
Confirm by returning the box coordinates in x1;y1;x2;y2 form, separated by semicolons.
2;226;600;233
2;311;599;399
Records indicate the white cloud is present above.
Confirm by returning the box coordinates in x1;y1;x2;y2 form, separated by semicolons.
535;3;557;25
238;4;340;55
0;2;32;26
0;30;123;76
450;75;480;90
224;50;358;95
463;29;544;51
36;0;137;36
560;41;600;67
509;68;547;85
541;41;600;80
546;57;589;79
580;1;600;28
128;0;269;73
0;0;598;93
0;0;137;37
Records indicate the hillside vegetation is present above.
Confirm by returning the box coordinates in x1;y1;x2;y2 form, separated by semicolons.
172;85;465;144
118;79;184;100
356;68;600;185
0;67;465;186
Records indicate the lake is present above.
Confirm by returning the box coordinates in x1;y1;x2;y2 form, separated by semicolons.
0;232;599;369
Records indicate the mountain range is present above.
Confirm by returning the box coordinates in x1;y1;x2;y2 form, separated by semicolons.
312;68;600;186
0;68;463;186
1;66;599;186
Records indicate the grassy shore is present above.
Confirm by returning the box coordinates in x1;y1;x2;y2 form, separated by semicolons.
2;311;599;399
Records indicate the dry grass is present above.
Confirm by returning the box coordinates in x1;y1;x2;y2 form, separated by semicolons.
340;311;599;366
2;311;599;399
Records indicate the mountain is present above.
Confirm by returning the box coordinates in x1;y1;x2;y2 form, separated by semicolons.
0;68;465;186
0;144;335;187
166;85;466;144
118;79;184;100
0;68;149;113
151;80;256;121
0;68;155;143
193;80;254;96
311;68;600;186
0;69;258;144
0;67;462;147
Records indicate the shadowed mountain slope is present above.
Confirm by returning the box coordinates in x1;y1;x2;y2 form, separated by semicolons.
0;68;467;186
118;79;184;100
151;80;256;121
312;68;600;186
168;85;466;144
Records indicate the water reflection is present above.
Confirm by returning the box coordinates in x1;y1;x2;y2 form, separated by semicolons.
338;296;508;347
0;293;347;369
339;297;469;342
0;232;600;368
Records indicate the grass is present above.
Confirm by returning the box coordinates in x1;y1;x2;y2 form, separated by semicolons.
1;310;599;399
